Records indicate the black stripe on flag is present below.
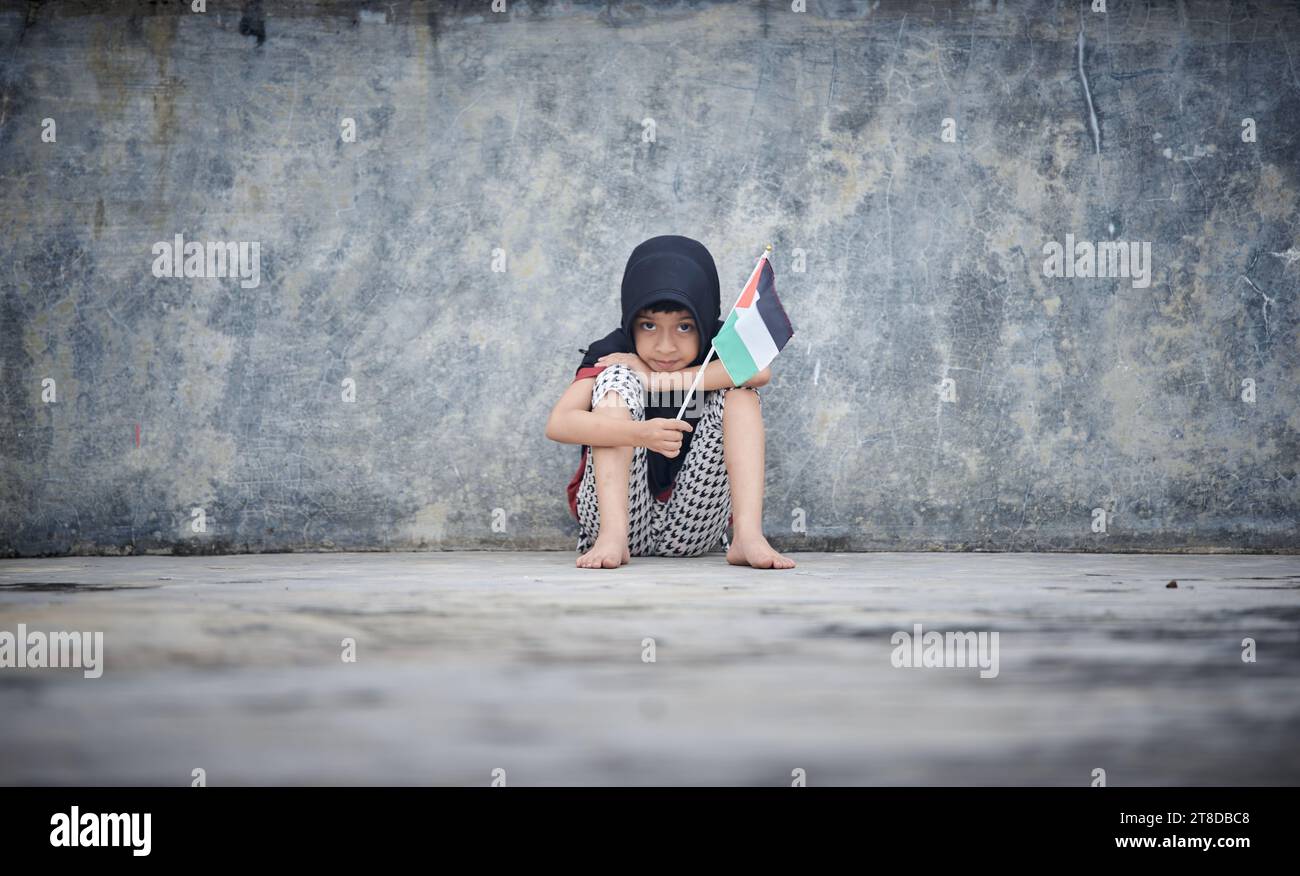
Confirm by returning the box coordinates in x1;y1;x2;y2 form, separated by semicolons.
755;260;794;349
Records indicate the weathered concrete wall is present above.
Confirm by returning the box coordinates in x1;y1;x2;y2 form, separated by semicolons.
1;0;1297;557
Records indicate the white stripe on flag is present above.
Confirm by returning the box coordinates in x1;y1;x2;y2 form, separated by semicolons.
733;303;780;370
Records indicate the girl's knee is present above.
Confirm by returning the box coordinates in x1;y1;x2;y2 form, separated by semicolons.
596;362;640;387
593;364;645;417
722;384;761;410
592;388;632;416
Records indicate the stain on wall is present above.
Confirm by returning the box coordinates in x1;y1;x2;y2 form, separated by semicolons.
0;0;1296;557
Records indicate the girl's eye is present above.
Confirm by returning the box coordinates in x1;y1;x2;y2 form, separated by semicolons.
678;323;694;333
639;322;655;331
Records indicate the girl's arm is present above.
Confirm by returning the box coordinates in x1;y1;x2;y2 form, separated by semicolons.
668;360;771;392
544;377;648;447
593;352;771;392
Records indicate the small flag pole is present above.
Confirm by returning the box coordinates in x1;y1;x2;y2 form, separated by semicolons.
673;244;772;420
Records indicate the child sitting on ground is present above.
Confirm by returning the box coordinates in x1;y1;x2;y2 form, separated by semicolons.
545;234;795;570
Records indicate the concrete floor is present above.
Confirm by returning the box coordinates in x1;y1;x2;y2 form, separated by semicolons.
1;550;1297;786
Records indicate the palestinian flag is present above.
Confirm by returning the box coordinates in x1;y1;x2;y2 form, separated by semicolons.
713;252;795;386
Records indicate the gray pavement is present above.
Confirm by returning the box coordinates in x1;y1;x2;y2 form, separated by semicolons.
1;550;1297;785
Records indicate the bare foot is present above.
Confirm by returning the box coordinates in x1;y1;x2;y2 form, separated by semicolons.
577;535;631;569
726;534;796;569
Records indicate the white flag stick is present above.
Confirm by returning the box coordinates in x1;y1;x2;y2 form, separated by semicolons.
673;344;718;420
673;244;772;420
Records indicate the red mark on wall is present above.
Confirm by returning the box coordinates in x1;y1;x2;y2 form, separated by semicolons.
135;423;141;448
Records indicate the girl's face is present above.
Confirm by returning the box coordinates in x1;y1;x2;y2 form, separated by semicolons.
632;307;699;373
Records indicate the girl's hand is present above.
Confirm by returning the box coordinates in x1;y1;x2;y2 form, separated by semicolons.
640;417;693;457
596;353;652;388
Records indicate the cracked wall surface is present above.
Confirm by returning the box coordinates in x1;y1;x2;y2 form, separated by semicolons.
1;0;1297;556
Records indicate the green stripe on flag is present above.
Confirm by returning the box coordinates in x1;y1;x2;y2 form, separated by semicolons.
714;309;759;386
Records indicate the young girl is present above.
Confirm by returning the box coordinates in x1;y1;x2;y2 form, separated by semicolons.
545;235;795;570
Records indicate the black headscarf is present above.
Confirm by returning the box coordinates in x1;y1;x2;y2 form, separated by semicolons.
574;235;725;499
577;234;723;371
